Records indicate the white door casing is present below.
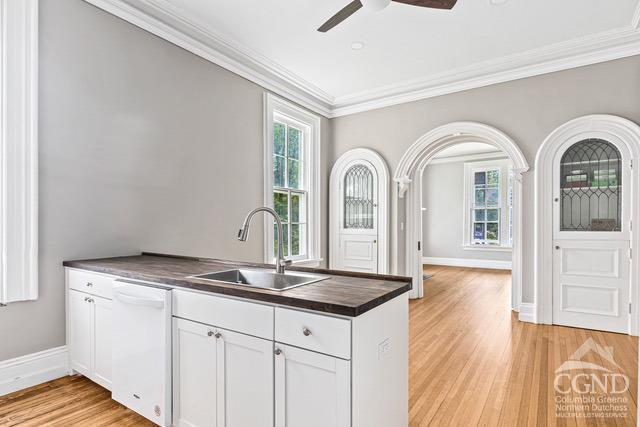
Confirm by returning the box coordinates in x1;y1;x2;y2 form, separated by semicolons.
393;122;529;302
536;115;640;335
330;148;389;274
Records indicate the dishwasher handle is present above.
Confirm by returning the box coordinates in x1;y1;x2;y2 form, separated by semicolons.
114;291;165;309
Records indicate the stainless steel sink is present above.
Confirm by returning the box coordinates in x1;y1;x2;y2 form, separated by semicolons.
189;269;329;291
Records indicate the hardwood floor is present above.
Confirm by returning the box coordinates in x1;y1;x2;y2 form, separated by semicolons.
0;265;637;426
412;265;638;426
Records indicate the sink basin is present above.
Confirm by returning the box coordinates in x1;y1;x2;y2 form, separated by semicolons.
189;269;329;291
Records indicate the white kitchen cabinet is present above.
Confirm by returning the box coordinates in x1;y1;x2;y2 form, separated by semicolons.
173;318;217;427
68;289;92;375
173;318;274;427
274;343;350;427
92;295;113;388
68;289;113;389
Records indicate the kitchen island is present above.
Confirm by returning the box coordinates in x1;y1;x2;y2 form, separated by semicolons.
63;252;411;427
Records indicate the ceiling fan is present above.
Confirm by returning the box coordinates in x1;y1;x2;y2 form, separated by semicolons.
317;0;457;32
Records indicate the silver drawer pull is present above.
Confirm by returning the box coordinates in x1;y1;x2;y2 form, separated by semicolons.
86;282;93;287
214;332;222;339
274;348;282;356
207;330;214;337
302;327;312;336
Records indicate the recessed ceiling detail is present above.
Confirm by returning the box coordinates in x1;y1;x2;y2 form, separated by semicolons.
85;0;640;117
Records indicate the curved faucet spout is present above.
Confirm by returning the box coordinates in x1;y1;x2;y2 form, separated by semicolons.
238;207;291;274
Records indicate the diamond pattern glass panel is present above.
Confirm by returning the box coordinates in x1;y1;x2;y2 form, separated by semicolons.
344;164;374;229
560;138;621;231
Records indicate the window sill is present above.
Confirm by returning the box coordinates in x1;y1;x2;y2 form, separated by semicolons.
462;245;512;252
291;258;323;268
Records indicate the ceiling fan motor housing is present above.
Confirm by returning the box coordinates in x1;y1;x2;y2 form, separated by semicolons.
361;0;391;11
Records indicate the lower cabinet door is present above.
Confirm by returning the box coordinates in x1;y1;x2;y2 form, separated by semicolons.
216;328;273;427
69;290;92;375
275;344;351;427
92;296;113;389
173;318;218;427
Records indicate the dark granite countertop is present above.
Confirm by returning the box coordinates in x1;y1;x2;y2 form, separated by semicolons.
63;252;412;317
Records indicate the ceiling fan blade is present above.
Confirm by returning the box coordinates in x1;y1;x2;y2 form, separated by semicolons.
391;0;457;9
317;0;363;32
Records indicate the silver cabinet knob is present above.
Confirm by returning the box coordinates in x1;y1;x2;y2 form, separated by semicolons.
214;332;222;339
274;348;282;355
207;330;214;337
555;245;560;250
86;282;93;287
84;297;89;302
302;327;312;336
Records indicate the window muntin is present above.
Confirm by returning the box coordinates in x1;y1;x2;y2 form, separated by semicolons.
343;164;374;229
472;169;501;244
559;138;622;232
464;159;513;249
273;121;307;258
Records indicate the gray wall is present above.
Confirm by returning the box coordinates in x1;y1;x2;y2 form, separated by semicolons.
0;0;329;361
331;54;640;304
422;160;511;262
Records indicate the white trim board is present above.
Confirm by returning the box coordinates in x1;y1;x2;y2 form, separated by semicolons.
422;257;512;270
0;346;69;397
428;151;507;165
518;303;536;323
83;0;640;118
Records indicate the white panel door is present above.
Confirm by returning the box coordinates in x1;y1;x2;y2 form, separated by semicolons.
275;344;350;427
92;296;113;389
338;234;378;273
216;328;273;427
335;160;379;273
173;318;217;427
552;137;631;333
69;290;92;375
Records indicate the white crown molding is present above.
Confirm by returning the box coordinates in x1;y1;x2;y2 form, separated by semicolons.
84;0;640;118
83;0;334;117
331;25;640;116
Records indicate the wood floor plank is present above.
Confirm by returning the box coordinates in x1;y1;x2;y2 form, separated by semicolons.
0;265;637;426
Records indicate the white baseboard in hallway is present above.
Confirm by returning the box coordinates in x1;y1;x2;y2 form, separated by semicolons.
422;257;512;270
0;346;69;397
518;303;536;323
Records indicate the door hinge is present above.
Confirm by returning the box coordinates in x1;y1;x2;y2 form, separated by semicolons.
630;248;633;259
418;241;421;251
630;220;633;231
631;159;633;169
629;302;632;314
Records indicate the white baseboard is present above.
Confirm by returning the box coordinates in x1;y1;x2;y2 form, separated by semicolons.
0;346;69;397
422;256;512;270
518;303;536;323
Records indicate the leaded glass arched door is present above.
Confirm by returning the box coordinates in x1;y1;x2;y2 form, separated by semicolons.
552;136;631;333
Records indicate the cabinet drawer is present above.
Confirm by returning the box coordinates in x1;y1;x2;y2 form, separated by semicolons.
172;289;274;340
275;308;351;359
67;269;114;300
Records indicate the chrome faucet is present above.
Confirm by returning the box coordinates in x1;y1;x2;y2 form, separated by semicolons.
238;207;292;274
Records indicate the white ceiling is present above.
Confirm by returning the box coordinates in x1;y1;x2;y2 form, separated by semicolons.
163;0;637;97
91;0;640;116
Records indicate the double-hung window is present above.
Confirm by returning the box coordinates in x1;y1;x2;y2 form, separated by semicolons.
264;94;321;266
463;159;512;249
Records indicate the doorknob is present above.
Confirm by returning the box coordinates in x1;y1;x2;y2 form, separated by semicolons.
555;245;560;250
373;239;377;244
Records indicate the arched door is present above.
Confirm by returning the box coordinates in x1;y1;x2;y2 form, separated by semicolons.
552;137;632;333
330;149;389;274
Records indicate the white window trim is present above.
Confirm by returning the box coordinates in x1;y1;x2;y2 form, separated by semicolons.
263;93;321;267
0;0;38;304
462;159;512;251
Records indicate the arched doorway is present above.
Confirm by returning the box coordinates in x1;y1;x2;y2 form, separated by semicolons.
535;115;640;335
330;148;390;274
393;122;529;313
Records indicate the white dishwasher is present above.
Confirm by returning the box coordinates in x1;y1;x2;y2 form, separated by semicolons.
112;280;172;427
